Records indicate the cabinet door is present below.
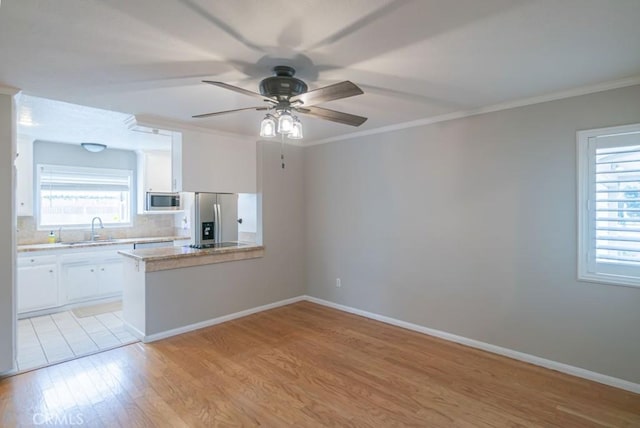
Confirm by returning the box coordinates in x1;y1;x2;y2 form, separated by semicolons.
17;264;58;313
98;260;124;295
15;136;34;216
64;264;99;302
145;151;172;192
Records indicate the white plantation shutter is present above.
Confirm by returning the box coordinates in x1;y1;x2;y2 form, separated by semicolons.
579;125;640;287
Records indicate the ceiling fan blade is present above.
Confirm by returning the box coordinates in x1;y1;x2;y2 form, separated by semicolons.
192;106;268;119
290;81;363;106
297;106;367;127
203;81;276;103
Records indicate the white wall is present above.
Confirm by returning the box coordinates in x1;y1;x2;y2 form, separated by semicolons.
304;85;640;383
0;91;16;373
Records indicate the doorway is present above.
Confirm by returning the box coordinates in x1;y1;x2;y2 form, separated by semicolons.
11;94;175;373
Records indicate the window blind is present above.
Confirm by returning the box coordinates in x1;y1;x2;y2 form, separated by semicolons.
39;165;131;192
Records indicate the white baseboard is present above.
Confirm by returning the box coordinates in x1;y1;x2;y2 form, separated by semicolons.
304;295;640;395
142;296;307;343
122;321;146;342
118;293;639;394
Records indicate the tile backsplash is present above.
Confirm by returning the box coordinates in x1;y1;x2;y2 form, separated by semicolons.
17;214;188;245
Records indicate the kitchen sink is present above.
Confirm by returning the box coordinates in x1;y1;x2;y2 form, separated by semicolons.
62;238;118;245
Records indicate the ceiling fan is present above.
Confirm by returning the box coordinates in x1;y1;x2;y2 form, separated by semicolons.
192;65;367;138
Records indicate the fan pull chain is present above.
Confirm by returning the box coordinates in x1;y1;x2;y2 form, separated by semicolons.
281;133;286;169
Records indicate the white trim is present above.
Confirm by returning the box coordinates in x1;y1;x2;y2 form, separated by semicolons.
122;321;145;342
307;75;640;146
0;85;20;96
0;367;18;378
6;294;639;394
123;76;640;147
304;296;640;395
131;114;260;142
576;123;640;288
141;296;306;343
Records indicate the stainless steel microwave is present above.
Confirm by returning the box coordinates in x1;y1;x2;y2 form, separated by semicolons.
146;192;180;211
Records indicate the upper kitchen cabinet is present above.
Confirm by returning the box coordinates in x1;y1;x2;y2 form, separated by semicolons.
172;129;257;194
138;150;171;193
15;135;34;216
136;149;172;214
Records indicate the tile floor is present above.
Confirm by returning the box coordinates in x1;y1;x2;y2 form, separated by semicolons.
17;306;138;372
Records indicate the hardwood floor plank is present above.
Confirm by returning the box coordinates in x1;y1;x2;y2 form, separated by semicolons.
1;302;638;427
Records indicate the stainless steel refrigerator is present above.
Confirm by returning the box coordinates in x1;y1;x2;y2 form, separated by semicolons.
192;192;238;248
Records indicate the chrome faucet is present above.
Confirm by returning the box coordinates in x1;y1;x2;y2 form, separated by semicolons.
91;217;104;241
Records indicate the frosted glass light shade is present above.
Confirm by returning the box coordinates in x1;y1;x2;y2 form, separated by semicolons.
277;112;294;134
81;143;107;152
259;115;276;137
289;119;303;139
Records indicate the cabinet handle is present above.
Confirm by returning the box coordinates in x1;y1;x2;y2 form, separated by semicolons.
30;259;35;263
90;269;94;272
49;270;53;273
101;268;105;271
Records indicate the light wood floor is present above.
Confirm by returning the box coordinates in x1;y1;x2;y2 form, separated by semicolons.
1;301;639;427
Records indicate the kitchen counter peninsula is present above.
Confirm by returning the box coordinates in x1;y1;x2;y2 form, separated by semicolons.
118;242;266;342
118;243;265;272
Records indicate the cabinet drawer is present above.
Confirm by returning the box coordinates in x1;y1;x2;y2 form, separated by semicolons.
18;255;57;267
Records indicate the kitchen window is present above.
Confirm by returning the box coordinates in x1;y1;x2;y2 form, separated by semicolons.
577;123;640;287
37;164;133;228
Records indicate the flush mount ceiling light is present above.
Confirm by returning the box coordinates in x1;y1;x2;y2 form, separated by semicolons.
81;142;107;153
192;65;369;141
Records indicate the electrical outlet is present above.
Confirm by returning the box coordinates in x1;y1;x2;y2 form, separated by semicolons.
336;278;341;288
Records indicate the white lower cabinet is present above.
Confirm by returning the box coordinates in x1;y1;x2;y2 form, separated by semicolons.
17;244;132;315
64;264;101;302
98;261;124;295
17;256;58;313
61;253;126;303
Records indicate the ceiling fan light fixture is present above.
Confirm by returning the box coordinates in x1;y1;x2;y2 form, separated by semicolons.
289;117;303;140
81;142;107;153
277;111;294;134
192;66;367;143
259;114;276;138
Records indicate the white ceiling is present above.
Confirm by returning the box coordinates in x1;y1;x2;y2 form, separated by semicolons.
17;94;172;151
1;0;640;143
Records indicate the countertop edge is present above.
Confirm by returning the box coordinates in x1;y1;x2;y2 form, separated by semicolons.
119;245;265;272
18;236;190;253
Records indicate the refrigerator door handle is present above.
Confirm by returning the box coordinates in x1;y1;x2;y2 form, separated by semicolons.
215;203;221;242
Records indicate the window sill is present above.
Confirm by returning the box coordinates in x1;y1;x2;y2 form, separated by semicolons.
578;272;640;289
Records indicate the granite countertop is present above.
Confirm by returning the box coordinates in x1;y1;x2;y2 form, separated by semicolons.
18;236;190;252
118;242;265;272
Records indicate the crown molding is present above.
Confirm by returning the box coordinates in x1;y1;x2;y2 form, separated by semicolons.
0;85;20;96
130;114;258;142
305;75;640;146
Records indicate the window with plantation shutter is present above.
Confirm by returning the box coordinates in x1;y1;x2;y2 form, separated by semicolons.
578;123;640;287
37;164;133;228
